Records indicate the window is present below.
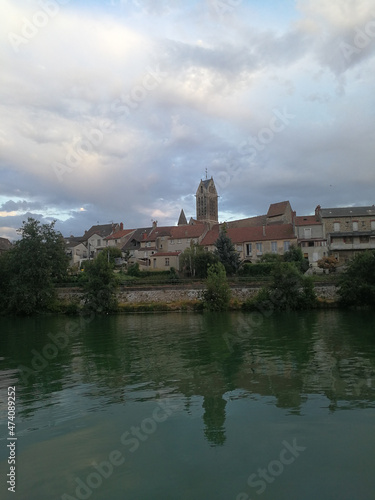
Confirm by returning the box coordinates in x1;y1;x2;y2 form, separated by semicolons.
343;236;353;244
170;239;174;245
246;243;252;256
256;243;263;254
371;220;375;230
177;239;181;244
271;241;277;253
284;241;290;252
236;245;242;252
165;258;170;266
352;221;358;231
97;239;101;246
360;236;369;243
115;239;118;244
333;222;340;232
304;228;311;239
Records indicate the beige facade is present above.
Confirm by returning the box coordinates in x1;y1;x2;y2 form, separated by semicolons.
318;206;375;262
151;252;180;271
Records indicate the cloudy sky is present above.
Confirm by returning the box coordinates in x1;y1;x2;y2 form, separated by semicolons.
1;0;375;240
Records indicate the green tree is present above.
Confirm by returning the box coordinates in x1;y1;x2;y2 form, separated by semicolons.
214;226;240;275
0;218;68;315
83;255;118;313
180;242;218;278
269;262;316;310
245;262;316;312
283;245;309;273
338;250;375;307
202;262;231;311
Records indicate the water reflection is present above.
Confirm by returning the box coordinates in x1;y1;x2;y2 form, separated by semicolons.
0;310;375;446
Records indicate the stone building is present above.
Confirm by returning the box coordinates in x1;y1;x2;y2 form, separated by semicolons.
195;177;218;225
317;205;375;262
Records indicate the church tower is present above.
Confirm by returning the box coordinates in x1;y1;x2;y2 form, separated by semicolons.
196;176;218;224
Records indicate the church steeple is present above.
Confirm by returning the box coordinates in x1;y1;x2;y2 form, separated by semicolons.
177;209;188;226
196;176;218;224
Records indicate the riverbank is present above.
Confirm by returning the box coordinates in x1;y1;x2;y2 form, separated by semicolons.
55;283;340;314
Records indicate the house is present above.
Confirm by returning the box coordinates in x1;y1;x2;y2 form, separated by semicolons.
167;224;208;252
0;237;12;255
104;223;135;249
201;224;297;262
64;237;88;267
150;251;181;271
122;227;154;264
294;209;327;265
81;223;121;257
317;205;375;262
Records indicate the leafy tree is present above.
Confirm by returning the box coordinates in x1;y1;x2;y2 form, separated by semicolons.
83;255;118;313
269;262;316;310
338;250;375;307
245;262;316;311
179;242;217;278
127;262;141;276
214;226;240;275
0;218;68;315
283;245;309;273
259;253;282;263
96;246;122;265
317;256;337;272
202;262;231;311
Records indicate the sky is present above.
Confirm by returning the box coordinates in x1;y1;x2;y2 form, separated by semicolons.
1;0;375;240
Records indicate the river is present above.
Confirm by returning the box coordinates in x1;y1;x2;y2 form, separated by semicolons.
0;310;374;499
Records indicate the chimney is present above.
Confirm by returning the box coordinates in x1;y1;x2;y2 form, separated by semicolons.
120;222;123;230
152;220;158;228
143;232;147;240
315;205;321;219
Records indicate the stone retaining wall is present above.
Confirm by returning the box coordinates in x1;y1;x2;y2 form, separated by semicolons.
57;284;339;304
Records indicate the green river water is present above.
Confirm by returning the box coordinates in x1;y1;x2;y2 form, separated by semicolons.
0;310;375;500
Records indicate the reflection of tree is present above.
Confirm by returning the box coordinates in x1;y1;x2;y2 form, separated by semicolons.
202;395;227;446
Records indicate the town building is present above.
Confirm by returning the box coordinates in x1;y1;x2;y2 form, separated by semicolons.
317;205;375;262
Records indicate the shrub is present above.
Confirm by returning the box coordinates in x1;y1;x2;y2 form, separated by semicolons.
238;262;275;277
127;262;141;277
338;250;375;307
202;262;231;311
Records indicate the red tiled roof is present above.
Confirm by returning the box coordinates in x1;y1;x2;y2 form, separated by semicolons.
226;215;266;228
294;216;321;226
144;227;173;242
105;229;135;240
267;201;290;218
170;225;206;239
201;224;296;246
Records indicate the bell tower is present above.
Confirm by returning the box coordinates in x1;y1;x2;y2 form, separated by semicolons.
196;175;218;224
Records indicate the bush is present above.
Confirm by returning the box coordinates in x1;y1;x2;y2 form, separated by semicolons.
238;262;275;277
202;262;231;311
127;263;141;277
338;250;375;307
